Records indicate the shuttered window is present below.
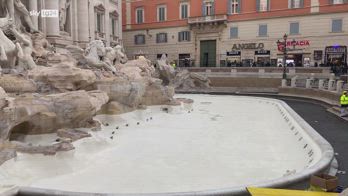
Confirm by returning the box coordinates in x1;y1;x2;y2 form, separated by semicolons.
178;31;191;42
134;34;145;45
332;19;343;32
256;0;270;12
330;0;348;4
156;33;167;43
230;27;238;38
202;1;214;16
136;8;144;24
157;6;166;22
258;24;268;37
228;0;241;14
181;3;189;19
290;22;300;35
289;0;304;8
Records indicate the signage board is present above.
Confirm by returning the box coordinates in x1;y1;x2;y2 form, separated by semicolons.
232;43;264;50
255;50;270;55
227;51;241;56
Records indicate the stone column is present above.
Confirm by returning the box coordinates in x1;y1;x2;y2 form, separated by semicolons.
328;79;336;91
306;79;312;89
281;79;287;87
336;80;344;93
318;79;325;90
45;0;60;37
291;76;298;87
77;0;89;46
29;0;39;30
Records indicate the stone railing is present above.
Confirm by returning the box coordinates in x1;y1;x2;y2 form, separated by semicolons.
182;67;332;78
281;74;347;93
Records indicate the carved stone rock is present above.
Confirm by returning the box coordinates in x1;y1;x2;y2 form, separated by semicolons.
0;90;109;141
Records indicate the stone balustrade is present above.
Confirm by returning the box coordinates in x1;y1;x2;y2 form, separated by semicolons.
283;76;347;93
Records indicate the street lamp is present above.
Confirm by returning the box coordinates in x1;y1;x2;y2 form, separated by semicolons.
277;34;297;79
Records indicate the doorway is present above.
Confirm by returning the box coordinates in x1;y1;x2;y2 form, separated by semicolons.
200;40;216;67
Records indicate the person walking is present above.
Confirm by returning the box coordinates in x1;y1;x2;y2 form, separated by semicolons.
340;91;348;117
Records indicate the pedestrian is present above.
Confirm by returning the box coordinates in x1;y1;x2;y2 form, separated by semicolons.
171;61;176;69
340;91;348;117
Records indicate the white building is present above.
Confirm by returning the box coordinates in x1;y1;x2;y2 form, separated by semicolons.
24;0;122;48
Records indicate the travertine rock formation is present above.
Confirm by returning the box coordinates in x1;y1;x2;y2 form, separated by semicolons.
0;75;37;93
119;56;155;79
174;69;211;90
141;78;175;105
0;149;16;165
13;141;75;155
28;65;96;93
156;54;175;85
0;90;108;140
57;128;91;142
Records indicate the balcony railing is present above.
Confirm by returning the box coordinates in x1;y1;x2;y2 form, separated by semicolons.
188;14;227;24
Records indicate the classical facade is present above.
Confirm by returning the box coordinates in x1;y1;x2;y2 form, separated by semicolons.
23;0;122;48
122;0;348;67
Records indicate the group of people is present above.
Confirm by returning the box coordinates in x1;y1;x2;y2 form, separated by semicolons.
340;91;348;117
330;63;348;76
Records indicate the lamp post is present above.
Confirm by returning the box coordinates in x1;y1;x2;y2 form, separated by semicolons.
277;34;288;79
277;34;297;79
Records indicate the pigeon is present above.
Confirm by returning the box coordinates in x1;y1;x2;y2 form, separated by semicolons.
150;117;153;120
110;136;113;140
105;123;109;126
112;131;115;134
125;124;129;127
116;126;119;129
137;122;140;125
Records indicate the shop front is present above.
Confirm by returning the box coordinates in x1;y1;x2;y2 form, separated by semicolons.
225;51;241;67
276;39;311;67
325;46;347;65
226;42;270;67
255;50;271;66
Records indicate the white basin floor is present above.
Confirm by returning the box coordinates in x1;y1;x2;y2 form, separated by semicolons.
0;94;316;194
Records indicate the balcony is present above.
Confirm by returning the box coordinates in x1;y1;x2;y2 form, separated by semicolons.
188;14;227;25
188;14;227;33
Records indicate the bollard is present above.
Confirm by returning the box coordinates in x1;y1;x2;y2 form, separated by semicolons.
329;73;335;80
291;76;298;87
336;80;344;93
328;79;335;91
318;79;325;90
306;79;312;89
281;79;287;87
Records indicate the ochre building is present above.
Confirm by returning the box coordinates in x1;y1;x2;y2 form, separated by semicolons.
122;0;348;67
